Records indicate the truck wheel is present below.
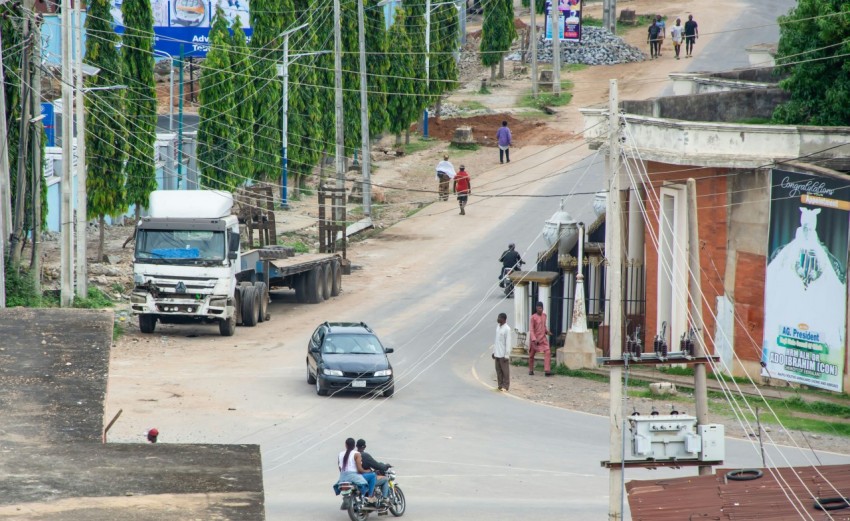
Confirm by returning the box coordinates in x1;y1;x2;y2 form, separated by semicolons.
139;314;157;334
322;262;333;301
254;282;269;322
307;265;324;304
241;285;259;327
331;259;342;297
294;274;307;303
219;315;236;336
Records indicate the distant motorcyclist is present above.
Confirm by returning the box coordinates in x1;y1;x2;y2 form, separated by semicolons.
499;243;524;287
357;439;391;499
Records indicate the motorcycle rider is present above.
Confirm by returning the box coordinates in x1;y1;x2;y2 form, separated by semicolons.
337;438;377;502
356;439;391;500
498;243;524;287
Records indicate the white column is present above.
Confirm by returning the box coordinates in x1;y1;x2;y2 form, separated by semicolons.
627;185;645;315
513;281;530;354
539;283;552;329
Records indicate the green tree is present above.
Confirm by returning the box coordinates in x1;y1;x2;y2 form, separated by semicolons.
1;1;23;229
386;8;418;144
85;0;128;259
365;0;390;136
288;0;322;192
198;8;237;191
480;0;516;80
772;0;850;126
341;0;362;154
250;0;293;182
308;0;337;180
405;0;428;131
430;2;460;116
122;0;158;218
229;16;256;182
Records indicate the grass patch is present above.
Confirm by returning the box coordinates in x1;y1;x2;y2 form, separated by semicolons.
113;321;124;341
73;286;115;309
520;91;574;111
405;204;427;218
449;142;480;151
478;84;491;95
5;266;45;307
278;235;310;253
562;63;588;73
458;100;488;111
402;137;436;155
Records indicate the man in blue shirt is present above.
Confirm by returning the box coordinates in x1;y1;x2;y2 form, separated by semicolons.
496;120;512;164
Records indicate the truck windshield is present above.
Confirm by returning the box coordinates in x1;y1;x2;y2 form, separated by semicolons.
136;229;226;263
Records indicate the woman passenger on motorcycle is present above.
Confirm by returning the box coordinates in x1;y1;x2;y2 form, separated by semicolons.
338;437;378;501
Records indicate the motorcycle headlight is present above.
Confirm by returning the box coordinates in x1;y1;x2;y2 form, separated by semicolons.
374;369;392;377
323;368;343;376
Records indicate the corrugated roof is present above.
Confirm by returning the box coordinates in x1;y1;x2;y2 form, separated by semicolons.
627;465;850;520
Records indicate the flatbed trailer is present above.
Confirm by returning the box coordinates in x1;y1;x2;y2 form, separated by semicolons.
241;248;345;305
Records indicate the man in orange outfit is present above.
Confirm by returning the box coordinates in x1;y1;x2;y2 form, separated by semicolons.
528;301;553;376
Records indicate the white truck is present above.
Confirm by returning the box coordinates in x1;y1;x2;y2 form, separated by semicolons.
130;190;344;336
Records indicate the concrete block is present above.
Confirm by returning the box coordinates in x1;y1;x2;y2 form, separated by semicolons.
649;382;678;396
557;330;597;370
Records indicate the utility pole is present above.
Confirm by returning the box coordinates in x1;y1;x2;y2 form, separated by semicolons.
459;0;466;45
30;15;44;294
603;0;617;34
333;0;345;215
552;4;561;96
74;0;87;297
11;8;32;267
605;79;623;521
425;0;431;83
687;177;710;476
357;0;371;217
0;26;11;246
61;0;75;306
278;23;308;209
530;0;538;98
178;45;184;188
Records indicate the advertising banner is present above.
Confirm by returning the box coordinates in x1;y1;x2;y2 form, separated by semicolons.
543;0;582;42
112;0;251;56
762;169;850;392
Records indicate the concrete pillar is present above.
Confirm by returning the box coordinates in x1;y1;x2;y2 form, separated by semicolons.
539;283;552;326
627;186;645;316
562;270;575;332
513;281;530;355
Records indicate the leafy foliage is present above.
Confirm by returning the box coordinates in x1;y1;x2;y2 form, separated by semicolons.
229;17;256;182
198;8;237;190
430;3;460;100
85;0;128;220
386;9;419;137
250;0;291;181
287;0;322;190
480;0;516;67
341;0;362;154
122;0;158;211
310;0;338;159
405;1;429;113
365;0;390;136
772;0;850;125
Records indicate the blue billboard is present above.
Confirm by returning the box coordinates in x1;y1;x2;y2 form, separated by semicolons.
111;0;251;56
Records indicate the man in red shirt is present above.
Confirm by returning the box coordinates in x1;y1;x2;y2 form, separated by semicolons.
528;301;552;376
453;165;471;215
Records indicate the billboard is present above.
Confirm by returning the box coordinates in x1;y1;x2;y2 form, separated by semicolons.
761;169;850;392
543;0;581;42
111;0;251;56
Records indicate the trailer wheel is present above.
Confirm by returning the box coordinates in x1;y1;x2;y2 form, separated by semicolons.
330;259;342;297
295;274;307;303
139;314;157;334
307;265;324;304
241;285;260;327
322;262;333;301
254;282;269;322
219;315;236;336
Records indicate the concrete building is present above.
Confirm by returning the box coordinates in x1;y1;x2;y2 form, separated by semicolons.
581;70;850;392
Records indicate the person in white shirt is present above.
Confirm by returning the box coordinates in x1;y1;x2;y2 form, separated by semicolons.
493;313;512;391
435;154;456;201
670;18;684;59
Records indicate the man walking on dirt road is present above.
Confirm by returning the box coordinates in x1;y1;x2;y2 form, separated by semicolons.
684;14;699;57
453;165;471;215
528;302;553;376
435;154;456;201
497;121;512;164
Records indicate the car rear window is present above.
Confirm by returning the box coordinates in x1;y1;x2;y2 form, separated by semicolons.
323;334;383;355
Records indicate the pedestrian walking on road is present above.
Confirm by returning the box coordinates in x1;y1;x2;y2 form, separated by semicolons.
493;312;512;391
670;18;683;59
655;15;666;56
684;14;698;57
528;302;552;376
496;120;512;164
647;20;661;59
435;154;456;201
453;165;471;215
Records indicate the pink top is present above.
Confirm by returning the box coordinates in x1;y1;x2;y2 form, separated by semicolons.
530;313;549;346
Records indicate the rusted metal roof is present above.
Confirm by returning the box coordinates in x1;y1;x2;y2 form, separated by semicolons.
627;465;850;520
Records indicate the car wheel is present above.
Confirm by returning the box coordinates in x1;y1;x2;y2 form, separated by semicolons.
322;262;333;301
382;383;394;398
254;282;268;322
306;361;316;384
241;285;259;327
331;259;342;296
307;266;324;304
316;375;328;396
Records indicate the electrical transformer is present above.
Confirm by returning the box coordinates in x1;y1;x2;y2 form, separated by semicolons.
628;414;725;462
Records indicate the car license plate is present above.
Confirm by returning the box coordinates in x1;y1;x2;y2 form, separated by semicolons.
352;380;366;388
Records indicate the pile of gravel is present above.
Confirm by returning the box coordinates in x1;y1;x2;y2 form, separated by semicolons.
534;26;645;65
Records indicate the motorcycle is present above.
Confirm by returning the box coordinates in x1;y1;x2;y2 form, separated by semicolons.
501;261;525;298
338;469;406;521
